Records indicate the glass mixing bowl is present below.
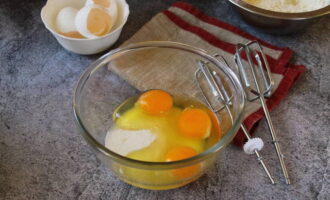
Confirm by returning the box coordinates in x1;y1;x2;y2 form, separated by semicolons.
73;41;245;190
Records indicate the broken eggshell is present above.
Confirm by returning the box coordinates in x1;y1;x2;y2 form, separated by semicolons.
41;0;129;55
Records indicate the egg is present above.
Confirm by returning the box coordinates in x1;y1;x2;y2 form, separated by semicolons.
137;90;173;115
75;4;114;39
165;146;200;178
85;0;118;25
178;108;211;139
56;7;79;34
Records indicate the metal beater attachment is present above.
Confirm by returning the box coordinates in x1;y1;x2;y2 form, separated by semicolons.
195;59;275;184
234;41;291;185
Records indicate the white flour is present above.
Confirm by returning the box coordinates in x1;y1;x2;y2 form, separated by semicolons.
105;128;156;156
243;0;330;12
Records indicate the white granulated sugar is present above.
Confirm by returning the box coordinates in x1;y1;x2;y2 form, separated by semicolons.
243;0;330;12
105;128;156;156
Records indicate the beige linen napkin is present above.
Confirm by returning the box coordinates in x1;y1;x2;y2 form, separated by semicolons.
108;2;305;146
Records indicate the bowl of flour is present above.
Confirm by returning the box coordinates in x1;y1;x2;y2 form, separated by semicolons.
228;0;330;34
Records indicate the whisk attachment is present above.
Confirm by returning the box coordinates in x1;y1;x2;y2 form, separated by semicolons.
195;59;275;184
234;41;291;185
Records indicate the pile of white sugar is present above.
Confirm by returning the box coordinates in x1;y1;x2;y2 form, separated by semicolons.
243;0;330;12
105;129;156;156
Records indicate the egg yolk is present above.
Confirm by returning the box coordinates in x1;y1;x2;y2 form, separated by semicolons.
178;108;211;139
165;146;200;179
137;90;173;115
60;31;85;39
207;110;222;140
93;0;110;8
87;8;112;36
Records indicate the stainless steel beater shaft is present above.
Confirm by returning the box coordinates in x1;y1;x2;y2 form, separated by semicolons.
240;123;275;184
259;94;291;184
235;41;291;184
196;61;275;184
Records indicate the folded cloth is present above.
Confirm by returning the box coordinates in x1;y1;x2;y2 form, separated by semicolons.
110;2;306;146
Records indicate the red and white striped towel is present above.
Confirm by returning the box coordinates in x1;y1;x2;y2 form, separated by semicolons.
114;2;305;146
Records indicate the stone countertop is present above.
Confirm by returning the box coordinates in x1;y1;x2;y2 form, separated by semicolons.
0;0;329;199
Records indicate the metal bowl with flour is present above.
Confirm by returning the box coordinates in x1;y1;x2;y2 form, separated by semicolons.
228;0;330;34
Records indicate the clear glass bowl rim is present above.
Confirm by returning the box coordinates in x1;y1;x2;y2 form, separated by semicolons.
72;41;245;169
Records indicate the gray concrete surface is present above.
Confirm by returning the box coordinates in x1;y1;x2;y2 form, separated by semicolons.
0;0;329;199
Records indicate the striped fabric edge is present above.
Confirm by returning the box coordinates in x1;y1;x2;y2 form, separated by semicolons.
171;2;292;52
163;10;292;75
168;6;283;60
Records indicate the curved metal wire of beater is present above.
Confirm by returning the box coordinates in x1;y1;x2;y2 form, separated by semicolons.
234;41;274;101
234;41;290;185
194;59;276;184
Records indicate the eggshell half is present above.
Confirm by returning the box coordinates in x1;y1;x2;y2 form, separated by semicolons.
56;7;78;33
85;0;118;25
75;4;114;39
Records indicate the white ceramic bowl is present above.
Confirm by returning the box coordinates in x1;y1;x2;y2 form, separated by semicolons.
41;0;129;55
